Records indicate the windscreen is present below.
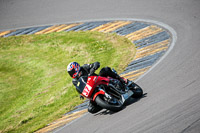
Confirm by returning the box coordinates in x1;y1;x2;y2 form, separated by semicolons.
75;76;88;94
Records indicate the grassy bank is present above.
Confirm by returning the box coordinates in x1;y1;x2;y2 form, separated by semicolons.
0;31;136;132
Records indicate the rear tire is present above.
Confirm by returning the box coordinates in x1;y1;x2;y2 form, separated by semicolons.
131;83;143;98
95;95;123;112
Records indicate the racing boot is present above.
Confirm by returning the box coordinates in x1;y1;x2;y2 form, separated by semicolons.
111;68;129;90
116;76;128;90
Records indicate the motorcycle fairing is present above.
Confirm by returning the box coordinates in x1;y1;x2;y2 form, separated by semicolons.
77;76;110;99
76;76;88;94
85;76;110;98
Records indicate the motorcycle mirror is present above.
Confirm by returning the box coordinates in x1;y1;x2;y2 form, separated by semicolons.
112;68;117;74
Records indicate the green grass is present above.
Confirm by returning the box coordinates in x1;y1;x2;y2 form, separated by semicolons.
0;31;136;133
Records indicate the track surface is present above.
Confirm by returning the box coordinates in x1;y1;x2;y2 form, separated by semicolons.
1;0;200;133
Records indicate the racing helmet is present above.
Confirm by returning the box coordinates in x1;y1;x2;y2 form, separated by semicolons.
67;62;80;78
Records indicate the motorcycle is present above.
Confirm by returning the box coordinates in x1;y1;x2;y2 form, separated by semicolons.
76;69;143;112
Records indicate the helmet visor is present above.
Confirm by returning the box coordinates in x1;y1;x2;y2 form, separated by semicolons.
68;69;76;78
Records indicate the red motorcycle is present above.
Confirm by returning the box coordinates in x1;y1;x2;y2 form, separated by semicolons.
76;70;143;112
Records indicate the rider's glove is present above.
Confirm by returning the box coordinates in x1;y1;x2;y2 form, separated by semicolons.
93;62;100;70
89;68;95;76
80;95;84;100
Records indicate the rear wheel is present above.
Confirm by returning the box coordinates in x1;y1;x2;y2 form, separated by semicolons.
95;95;123;112
131;83;143;98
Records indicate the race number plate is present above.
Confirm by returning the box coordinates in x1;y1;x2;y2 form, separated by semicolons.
82;84;92;97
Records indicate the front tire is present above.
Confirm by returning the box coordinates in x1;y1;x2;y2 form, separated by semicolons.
95;95;123;112
88;101;103;114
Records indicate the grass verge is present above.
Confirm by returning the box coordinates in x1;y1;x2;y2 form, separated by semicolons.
0;31;136;132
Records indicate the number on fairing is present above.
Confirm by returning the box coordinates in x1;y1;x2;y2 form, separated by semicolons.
82;84;92;97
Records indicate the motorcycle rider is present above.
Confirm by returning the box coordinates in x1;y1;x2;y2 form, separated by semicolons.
67;61;127;114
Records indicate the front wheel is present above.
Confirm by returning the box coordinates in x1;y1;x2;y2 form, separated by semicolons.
95;95;123;112
130;83;143;98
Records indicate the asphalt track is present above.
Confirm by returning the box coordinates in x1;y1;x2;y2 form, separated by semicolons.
1;0;200;133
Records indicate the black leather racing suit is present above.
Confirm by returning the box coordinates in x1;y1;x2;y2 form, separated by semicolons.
72;62;121;114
